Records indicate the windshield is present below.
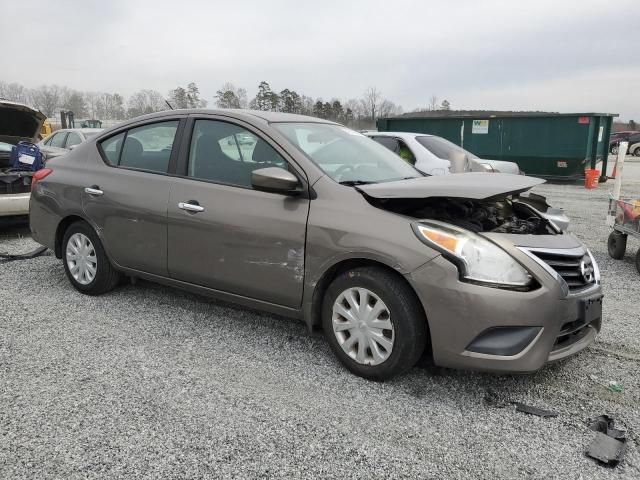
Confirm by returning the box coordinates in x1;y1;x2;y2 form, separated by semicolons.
416;136;479;160
273;123;422;184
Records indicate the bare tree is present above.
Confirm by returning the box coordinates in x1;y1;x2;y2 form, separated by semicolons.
30;85;62;117
0;81;30;103
127;90;167;118
428;94;439;111
361;86;383;121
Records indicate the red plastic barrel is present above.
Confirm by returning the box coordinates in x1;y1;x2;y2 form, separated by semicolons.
585;169;600;189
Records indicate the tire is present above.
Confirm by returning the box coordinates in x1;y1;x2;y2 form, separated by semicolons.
607;231;627;260
636;249;640;275
62;221;120;295
322;266;427;381
610;144;618;155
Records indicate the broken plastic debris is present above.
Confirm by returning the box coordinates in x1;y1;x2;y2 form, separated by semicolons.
586;415;627;467
513;402;558;418
607;381;623;393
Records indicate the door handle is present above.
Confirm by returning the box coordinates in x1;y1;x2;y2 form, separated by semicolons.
84;186;103;196
178;201;204;213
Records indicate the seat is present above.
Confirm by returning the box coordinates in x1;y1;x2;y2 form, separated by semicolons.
193;134;250;186
120;137;144;169
251;139;285;168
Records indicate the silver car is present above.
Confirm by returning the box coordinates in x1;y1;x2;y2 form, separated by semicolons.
29;109;602;380
38;128;103;160
367;131;522;175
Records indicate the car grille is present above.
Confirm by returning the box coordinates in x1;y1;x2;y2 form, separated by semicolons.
530;249;596;292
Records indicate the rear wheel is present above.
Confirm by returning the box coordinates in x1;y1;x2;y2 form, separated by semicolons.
607;231;627;259
62;221;120;295
611;144;619;155
322;266;427;381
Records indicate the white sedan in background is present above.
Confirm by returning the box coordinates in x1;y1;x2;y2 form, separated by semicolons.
365;131;522;175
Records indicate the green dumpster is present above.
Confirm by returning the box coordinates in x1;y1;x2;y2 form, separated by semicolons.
377;112;618;180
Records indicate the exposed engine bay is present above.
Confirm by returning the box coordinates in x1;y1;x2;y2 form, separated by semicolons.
366;194;562;235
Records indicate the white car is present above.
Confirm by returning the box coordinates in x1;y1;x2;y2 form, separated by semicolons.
365;131;522;175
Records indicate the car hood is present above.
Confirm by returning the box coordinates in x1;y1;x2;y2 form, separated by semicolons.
0;101;46;145
357;172;545;200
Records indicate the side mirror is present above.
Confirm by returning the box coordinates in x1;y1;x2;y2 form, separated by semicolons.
251;167;301;195
69;144;78;151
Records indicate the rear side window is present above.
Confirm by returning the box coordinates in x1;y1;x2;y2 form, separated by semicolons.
98;121;179;173
49;132;67;148
371;136;400;152
65;132;82;148
100;132;125;165
119;121;178;173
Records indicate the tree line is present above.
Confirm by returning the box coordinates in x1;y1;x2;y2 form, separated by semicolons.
1;80;450;128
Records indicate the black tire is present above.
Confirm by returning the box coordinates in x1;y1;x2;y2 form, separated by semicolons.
610;144;618;155
607;231;627;260
636;249;640;275
322;266;427;381
62;221;120;295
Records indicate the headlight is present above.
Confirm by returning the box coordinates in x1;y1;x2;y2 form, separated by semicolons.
412;220;532;287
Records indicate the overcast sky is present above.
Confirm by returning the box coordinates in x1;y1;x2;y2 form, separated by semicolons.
3;0;638;120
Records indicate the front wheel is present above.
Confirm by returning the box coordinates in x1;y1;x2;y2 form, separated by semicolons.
611;145;619;155
322;266;427;381
62;221;120;295
607;231;627;259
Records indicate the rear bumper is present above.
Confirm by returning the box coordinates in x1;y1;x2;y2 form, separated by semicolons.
406;255;602;373
0;193;30;217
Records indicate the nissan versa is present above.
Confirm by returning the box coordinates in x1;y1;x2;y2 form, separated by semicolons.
29;110;603;380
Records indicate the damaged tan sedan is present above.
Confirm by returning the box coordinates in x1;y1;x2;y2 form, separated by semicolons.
29;110;602;380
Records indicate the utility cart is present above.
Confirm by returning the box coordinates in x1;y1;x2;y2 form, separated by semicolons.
606;142;640;273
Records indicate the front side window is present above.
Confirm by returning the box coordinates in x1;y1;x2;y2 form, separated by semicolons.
416;136;478;160
188;119;286;188
49;132;67;148
119;121;178;173
274;123;421;184
65;132;82;148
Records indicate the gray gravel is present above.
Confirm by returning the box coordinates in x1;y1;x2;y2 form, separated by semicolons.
2;161;640;479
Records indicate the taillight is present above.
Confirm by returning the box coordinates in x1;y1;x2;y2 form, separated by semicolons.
31;168;53;192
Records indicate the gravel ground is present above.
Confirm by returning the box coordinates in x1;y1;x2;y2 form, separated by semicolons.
1;159;640;479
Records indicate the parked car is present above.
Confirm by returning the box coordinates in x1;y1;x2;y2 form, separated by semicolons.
609;131;639;154
29;110;602;380
624;133;640;156
0;100;46;217
365;131;522;175
38;128;103;160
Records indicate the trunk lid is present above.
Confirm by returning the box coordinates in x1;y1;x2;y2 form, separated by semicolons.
0;100;46;146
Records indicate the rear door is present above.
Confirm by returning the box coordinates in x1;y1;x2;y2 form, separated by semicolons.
83;118;185;276
166;116;309;308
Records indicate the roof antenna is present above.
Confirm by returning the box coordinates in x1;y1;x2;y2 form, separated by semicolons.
165;99;174;110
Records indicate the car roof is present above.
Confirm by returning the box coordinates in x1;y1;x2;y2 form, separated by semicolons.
56;128;104;134
366;131;434;138
122;108;338;125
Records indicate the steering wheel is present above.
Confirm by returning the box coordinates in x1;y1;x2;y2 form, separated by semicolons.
333;164;356;181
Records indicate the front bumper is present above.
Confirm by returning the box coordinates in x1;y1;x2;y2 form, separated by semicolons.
406;253;602;373
0;193;30;217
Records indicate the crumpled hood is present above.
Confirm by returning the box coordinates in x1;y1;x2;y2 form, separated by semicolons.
0;101;46;145
357;172;544;200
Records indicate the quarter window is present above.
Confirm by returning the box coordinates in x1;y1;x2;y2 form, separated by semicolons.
188;120;286;188
99;132;125;165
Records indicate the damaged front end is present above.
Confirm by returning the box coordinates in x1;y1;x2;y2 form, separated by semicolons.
357;172;569;235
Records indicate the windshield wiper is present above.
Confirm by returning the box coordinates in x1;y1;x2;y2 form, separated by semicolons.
338;180;377;186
